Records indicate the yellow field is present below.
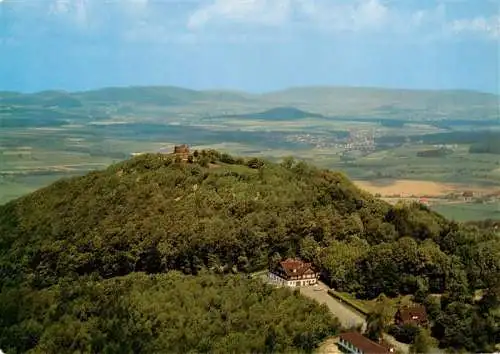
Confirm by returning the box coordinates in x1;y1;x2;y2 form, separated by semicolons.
355;179;498;197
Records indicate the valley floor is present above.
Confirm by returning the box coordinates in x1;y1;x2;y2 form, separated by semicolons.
353;179;500;221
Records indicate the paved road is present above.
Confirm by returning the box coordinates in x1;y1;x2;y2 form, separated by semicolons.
256;274;412;354
299;282;367;331
253;273;367;330
300;282;411;354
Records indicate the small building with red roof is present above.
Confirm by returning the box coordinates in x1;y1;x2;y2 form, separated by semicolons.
268;258;319;287
394;305;429;328
338;332;394;354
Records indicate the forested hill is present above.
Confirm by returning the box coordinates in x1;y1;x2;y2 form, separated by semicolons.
0;150;499;353
1;85;498;119
222;107;325;120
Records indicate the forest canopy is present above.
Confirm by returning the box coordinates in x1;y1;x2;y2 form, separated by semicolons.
0;272;340;353
0;150;499;353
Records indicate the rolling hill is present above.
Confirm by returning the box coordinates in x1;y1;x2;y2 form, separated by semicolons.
0;150;499;352
221;106;325;120
1;85;498;120
259;86;499;118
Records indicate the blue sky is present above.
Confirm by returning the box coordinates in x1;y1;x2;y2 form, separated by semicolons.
0;0;499;93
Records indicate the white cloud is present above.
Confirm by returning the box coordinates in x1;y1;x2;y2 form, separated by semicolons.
120;0;150;16
186;0;500;42
354;0;389;28
188;0;402;32
43;0;156;34
47;0;90;27
3;0;499;44
449;15;500;39
187;0;292;29
74;0;88;26
49;0;72;15
48;0;150;21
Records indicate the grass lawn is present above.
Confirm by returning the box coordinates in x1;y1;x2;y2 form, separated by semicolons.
335;291;414;318
334;292;375;315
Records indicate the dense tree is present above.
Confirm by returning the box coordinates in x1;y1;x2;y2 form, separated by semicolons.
410;328;438;354
317;238;368;292
422;295;442;322
0;273;340;353
0;151;498;352
365;295;393;342
389;323;420;344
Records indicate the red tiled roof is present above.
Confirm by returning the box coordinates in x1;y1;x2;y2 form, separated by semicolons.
339;332;393;354
279;258;316;277
396;305;428;325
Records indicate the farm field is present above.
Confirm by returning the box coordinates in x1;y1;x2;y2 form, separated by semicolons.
1;86;499;221
355;179;475;197
432;202;500;222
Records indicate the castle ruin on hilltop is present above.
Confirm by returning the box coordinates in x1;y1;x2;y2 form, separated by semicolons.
172;144;191;162
173;144;190;154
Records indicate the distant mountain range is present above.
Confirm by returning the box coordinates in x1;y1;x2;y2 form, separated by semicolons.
1;85;498;121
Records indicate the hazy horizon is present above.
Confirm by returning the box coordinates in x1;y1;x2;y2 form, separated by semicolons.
2;84;500;96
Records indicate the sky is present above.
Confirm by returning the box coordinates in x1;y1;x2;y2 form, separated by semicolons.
0;0;499;93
